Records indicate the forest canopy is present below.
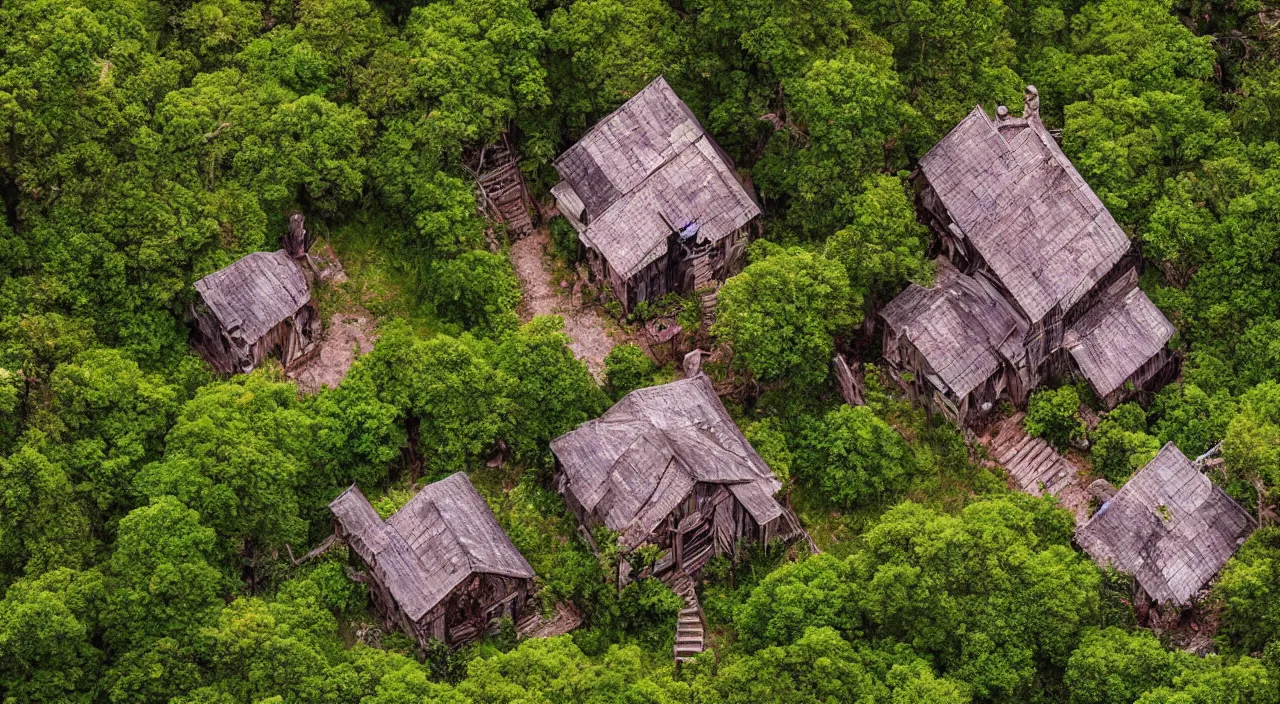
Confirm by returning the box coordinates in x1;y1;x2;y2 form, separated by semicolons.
4;0;1280;703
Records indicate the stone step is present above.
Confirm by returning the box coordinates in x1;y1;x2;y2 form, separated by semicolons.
1007;439;1043;476
1000;433;1033;463
1014;444;1055;483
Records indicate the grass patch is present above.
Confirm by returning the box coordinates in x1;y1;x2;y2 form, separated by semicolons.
315;213;441;335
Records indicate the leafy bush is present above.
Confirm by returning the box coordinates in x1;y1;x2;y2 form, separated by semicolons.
548;216;581;264
712;247;854;387
429;250;522;335
603;344;656;399
1090;403;1160;484
1025;386;1085;449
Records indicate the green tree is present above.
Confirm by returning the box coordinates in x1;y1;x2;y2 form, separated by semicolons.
694;626;969;704
745;418;794;497
796;405;915;509
852;497;1094;699
546;0;687;131
103;497;226;653
132;372;315;572
492;316;608;468
0;567;107;704
1065;627;1182;704
712;247;854;387
1151;382;1237;458
734;552;860;651
824;175;932;309
343;322;513;477
41;349;180;529
0;442;95;579
1215;528;1280;654
861;0;1022;137
429;250;522;335
753;50;918;237
1090;404;1160;484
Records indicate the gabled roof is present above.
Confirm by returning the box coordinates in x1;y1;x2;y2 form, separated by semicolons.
330;474;534;622
550;375;783;549
1075;443;1254;605
880;260;1027;400
552;77;760;279
194;250;310;344
1064;274;1175;397
919;107;1131;322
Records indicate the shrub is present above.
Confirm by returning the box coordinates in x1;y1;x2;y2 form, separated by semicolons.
548;216;581;264
603;344;656;399
1025;386;1085;449
796;405;914;509
1090;403;1159;484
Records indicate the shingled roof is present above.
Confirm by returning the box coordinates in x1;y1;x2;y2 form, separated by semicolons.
194;250;310;344
552;77;760;279
550;375;783;550
1075;443;1253;605
1064;276;1175;398
330;474;534;621
880;260;1027;400
919;107;1131;322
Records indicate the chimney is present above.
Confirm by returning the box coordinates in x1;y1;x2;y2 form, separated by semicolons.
285;212;307;259
1023;85;1040;123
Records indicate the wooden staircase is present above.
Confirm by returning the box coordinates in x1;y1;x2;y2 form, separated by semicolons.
668;571;706;664
472;138;536;239
989;413;1076;497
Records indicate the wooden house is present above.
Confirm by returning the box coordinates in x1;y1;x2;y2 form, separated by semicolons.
329;473;536;649
1075;443;1253;605
549;375;801;582
882;86;1177;418
191;250;319;375
551;77;760;313
880;259;1028;425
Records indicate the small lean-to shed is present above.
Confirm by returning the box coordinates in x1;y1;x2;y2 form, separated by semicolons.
551;77;760;313
1075;443;1254;606
191;250;319;375
330;473;535;648
879;259;1028;425
549;375;801;581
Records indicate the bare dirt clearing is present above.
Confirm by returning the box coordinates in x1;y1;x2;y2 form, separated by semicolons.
510;229;622;382
288;312;378;394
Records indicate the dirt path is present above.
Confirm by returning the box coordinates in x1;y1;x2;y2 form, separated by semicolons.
288;312;378;394
510;229;619;381
287;243;379;394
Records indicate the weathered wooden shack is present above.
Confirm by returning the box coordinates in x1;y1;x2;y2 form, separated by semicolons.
1075;443;1253;605
880;259;1028;425
550;374;800;579
915;87;1134;387
329;473;535;649
883;85;1177;419
191;250;319;375
551;77;760;313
